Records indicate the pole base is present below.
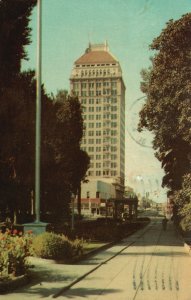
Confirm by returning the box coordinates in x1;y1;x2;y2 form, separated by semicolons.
23;221;48;235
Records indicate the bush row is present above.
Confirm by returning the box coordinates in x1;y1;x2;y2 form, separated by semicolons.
0;229;33;280
32;232;83;260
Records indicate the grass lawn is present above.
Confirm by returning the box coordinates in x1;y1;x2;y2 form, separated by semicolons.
83;241;107;254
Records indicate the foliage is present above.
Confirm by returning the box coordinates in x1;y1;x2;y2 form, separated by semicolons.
173;174;191;231
32;232;83;260
0;1;89;222
138;13;191;229
0;229;33;279
0;0;36;86
53;91;90;193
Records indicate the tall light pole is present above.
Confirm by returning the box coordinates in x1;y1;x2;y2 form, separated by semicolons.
35;0;42;223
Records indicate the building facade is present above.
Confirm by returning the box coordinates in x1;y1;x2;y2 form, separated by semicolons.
70;42;125;199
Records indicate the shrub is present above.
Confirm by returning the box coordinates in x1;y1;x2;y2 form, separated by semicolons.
32;232;74;260
0;229;33;279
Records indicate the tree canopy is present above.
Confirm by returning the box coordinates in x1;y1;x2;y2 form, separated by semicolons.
0;0;36;86
0;1;90;222
138;13;191;229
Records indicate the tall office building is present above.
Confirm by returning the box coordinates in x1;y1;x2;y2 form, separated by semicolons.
70;42;125;198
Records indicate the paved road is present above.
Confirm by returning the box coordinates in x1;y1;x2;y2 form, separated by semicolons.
59;218;191;300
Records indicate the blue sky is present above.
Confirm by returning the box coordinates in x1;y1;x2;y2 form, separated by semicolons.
22;0;191;202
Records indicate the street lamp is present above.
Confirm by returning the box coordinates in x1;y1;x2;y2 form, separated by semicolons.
35;0;42;223
24;0;46;234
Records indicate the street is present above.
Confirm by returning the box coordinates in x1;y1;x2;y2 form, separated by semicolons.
59;216;191;300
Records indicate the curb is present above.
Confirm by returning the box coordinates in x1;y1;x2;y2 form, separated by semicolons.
184;242;191;256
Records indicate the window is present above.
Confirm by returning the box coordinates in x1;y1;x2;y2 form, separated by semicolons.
90;162;94;168
96;146;101;152
81;91;87;96
89;91;94;96
89;123;94;128
96;82;101;88
89;107;94;112
111;138;117;144
96;90;101;96
111;171;116;176
88;171;94;176
111;106;117;112
111;98;117;104
89;83;94;88
96;155;101;160
96;98;101;104
89;115;94;120
96;163;101;168
111;162;117;168
88;131;94;136
111;122;117;128
88;139;94;144
81;99;86;104
96;131;101;136
81;83;86;88
96;107;101;112
96;123;101;128
111;146;117;152
111;90;117;96
96;115;101;120
111;114;117;120
89;99;94;104
96;171;101;176
88;147;94;152
111;82;117;87
111;130;117;136
96;138;101;144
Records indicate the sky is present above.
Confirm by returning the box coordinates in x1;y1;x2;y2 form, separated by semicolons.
22;0;191;202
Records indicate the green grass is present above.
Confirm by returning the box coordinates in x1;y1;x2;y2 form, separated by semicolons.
83;242;106;254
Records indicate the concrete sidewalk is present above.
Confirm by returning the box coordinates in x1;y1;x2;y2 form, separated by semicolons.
0;223;151;299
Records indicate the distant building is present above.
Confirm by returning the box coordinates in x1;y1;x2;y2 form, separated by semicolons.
70;42;125;203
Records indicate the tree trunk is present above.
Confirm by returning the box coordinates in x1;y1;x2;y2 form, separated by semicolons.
77;184;81;216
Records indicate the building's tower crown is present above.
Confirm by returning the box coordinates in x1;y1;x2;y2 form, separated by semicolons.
86;41;109;53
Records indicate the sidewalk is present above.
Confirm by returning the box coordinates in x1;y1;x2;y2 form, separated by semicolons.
0;223;151;299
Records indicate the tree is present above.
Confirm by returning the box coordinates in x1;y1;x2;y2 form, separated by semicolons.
138;13;191;229
52;91;90;216
0;0;36;86
173;174;191;231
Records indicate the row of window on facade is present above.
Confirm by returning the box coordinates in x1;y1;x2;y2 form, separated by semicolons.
82;107;117;114
76;63;116;68
74;81;117;89
81;97;118;105
82;108;118;117
88;170;117;176
81;146;117;152
82;138;117;145
74;89;117;97
83;121;117;129
84;129;117;136
88;154;117;160
75;68;117;77
89;162;117;168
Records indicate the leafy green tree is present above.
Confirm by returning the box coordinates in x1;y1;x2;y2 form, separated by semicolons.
173;174;191;231
0;0;36;86
52;91;90;216
138;13;191;229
